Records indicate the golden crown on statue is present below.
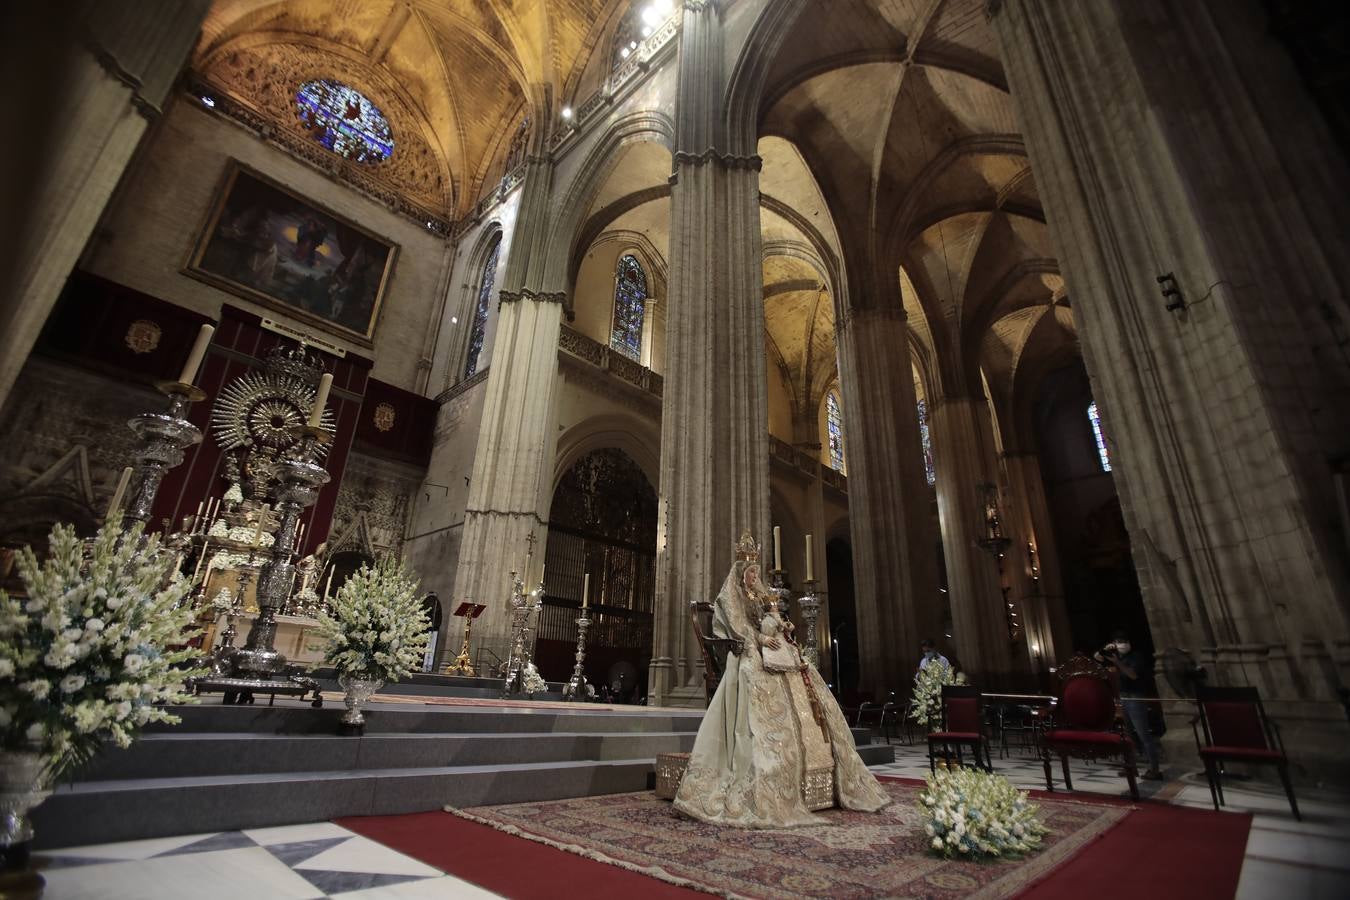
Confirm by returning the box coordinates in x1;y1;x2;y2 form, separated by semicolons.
735;529;761;562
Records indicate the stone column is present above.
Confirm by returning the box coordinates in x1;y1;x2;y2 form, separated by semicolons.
0;0;210;409
449;158;563;664
930;396;1014;685
835;307;941;694
1002;450;1072;669
649;1;771;707
989;0;1349;771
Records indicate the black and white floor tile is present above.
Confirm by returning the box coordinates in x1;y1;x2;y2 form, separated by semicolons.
36;822;500;899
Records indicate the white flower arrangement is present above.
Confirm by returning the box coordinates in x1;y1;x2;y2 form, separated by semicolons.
313;556;429;683
223;483;244;504
521;662;547;694
918;767;1048;859
0;522;203;777
910;660;968;728
210;587;236;614
205;523;275;550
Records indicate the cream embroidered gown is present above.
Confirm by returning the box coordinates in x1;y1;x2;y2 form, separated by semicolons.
673;558;890;828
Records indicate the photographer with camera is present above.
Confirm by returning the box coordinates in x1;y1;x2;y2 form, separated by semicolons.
1095;630;1164;781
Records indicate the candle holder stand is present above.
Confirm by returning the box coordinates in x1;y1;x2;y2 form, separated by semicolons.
562;607;593;701
124;381;207;526
797;579;822;670
188;426;329;707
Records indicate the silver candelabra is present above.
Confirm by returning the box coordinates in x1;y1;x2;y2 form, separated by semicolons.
797;580;822;670
124;381;206;525
562;606;592;701
231;425;331;679
501;573;542;696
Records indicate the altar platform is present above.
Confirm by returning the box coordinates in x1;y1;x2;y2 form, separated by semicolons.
32;696;895;849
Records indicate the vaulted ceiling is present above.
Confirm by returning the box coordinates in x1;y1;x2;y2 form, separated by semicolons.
757;0;1075;440
196;0;630;217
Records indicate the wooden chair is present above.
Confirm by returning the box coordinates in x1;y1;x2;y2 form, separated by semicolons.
1193;685;1300;820
689;597;743;705
928;685;993;772
1041;654;1139;800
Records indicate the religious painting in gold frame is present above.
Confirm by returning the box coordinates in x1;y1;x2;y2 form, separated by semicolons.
187;161;397;343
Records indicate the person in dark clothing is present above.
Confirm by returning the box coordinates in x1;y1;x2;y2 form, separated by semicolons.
1095;629;1163;780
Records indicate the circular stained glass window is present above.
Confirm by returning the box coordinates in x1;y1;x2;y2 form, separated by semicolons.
295;79;394;164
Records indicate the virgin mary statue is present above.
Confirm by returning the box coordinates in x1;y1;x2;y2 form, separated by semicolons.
673;531;890;827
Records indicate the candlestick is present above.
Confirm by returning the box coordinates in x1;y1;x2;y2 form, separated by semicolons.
295;521;306;553
582;572;590;608
178;323;215;385
805;533;814;581
308;372;333;428
191;540;208;584
106;466;133;520
323;566;334;600
773;526;782;571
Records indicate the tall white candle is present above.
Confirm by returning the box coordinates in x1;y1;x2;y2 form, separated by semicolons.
178;323;215;385
308;372;333;428
252;504;269;547
582;572;590;609
805;533;814;582
106;466;133;519
773;526;782;571
323;566;334;600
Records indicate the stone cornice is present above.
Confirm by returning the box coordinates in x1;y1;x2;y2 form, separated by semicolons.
86;36;160;121
672;149;763;171
498;288;567;306
434;367;489;404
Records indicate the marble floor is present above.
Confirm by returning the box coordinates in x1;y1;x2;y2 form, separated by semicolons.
32;742;1350;899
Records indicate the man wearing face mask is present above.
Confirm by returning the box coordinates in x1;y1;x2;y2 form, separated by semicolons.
917;638;950;674
1096;630;1164;781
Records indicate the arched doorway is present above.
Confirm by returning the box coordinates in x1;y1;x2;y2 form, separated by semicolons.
539;448;657;701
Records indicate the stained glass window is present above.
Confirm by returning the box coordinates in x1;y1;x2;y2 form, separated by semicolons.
917;399;936;485
464;239;500;379
826;390;845;472
1088;401;1112;472
295;80;394;164
610;254;648;361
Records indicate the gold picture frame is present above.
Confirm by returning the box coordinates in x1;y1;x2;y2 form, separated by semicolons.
187;161;398;344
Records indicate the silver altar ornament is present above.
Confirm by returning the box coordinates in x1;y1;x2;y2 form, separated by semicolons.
124;381;207;526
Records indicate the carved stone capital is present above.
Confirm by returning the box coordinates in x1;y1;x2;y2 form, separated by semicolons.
836;304;907;334
498;288;568;306
672;149;763;171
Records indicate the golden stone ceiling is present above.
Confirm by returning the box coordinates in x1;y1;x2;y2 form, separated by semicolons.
196;0;630;217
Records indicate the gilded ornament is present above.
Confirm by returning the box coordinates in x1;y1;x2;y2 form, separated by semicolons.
124;319;162;354
373;402;396;432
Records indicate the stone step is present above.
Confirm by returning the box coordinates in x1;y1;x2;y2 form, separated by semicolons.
33;758;659;850
149;700;705;736
77;730;697;781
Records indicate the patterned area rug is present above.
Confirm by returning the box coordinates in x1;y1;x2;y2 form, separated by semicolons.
445;780;1129;899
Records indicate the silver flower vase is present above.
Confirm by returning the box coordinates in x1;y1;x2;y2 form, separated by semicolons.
0;750;53;896
337;675;383;734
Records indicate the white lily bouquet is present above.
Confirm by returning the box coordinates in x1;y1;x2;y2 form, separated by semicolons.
909;660;968;728
918;767;1048;859
313;556;429;683
0;521;203;777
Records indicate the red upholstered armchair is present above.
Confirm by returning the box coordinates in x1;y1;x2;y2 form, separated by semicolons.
1194;685;1300;820
928;685;993;772
1042;654;1139;800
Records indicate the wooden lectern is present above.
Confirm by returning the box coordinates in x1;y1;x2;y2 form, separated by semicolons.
443;602;486;676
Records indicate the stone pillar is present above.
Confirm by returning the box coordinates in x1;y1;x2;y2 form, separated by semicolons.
649;1;771;707
989;0;1350;772
1002;450;1072;668
835;307;941;694
449;158;563;665
0;1;209;410
930;396;1014;685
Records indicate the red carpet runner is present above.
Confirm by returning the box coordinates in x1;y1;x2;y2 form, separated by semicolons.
338;786;1251;900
